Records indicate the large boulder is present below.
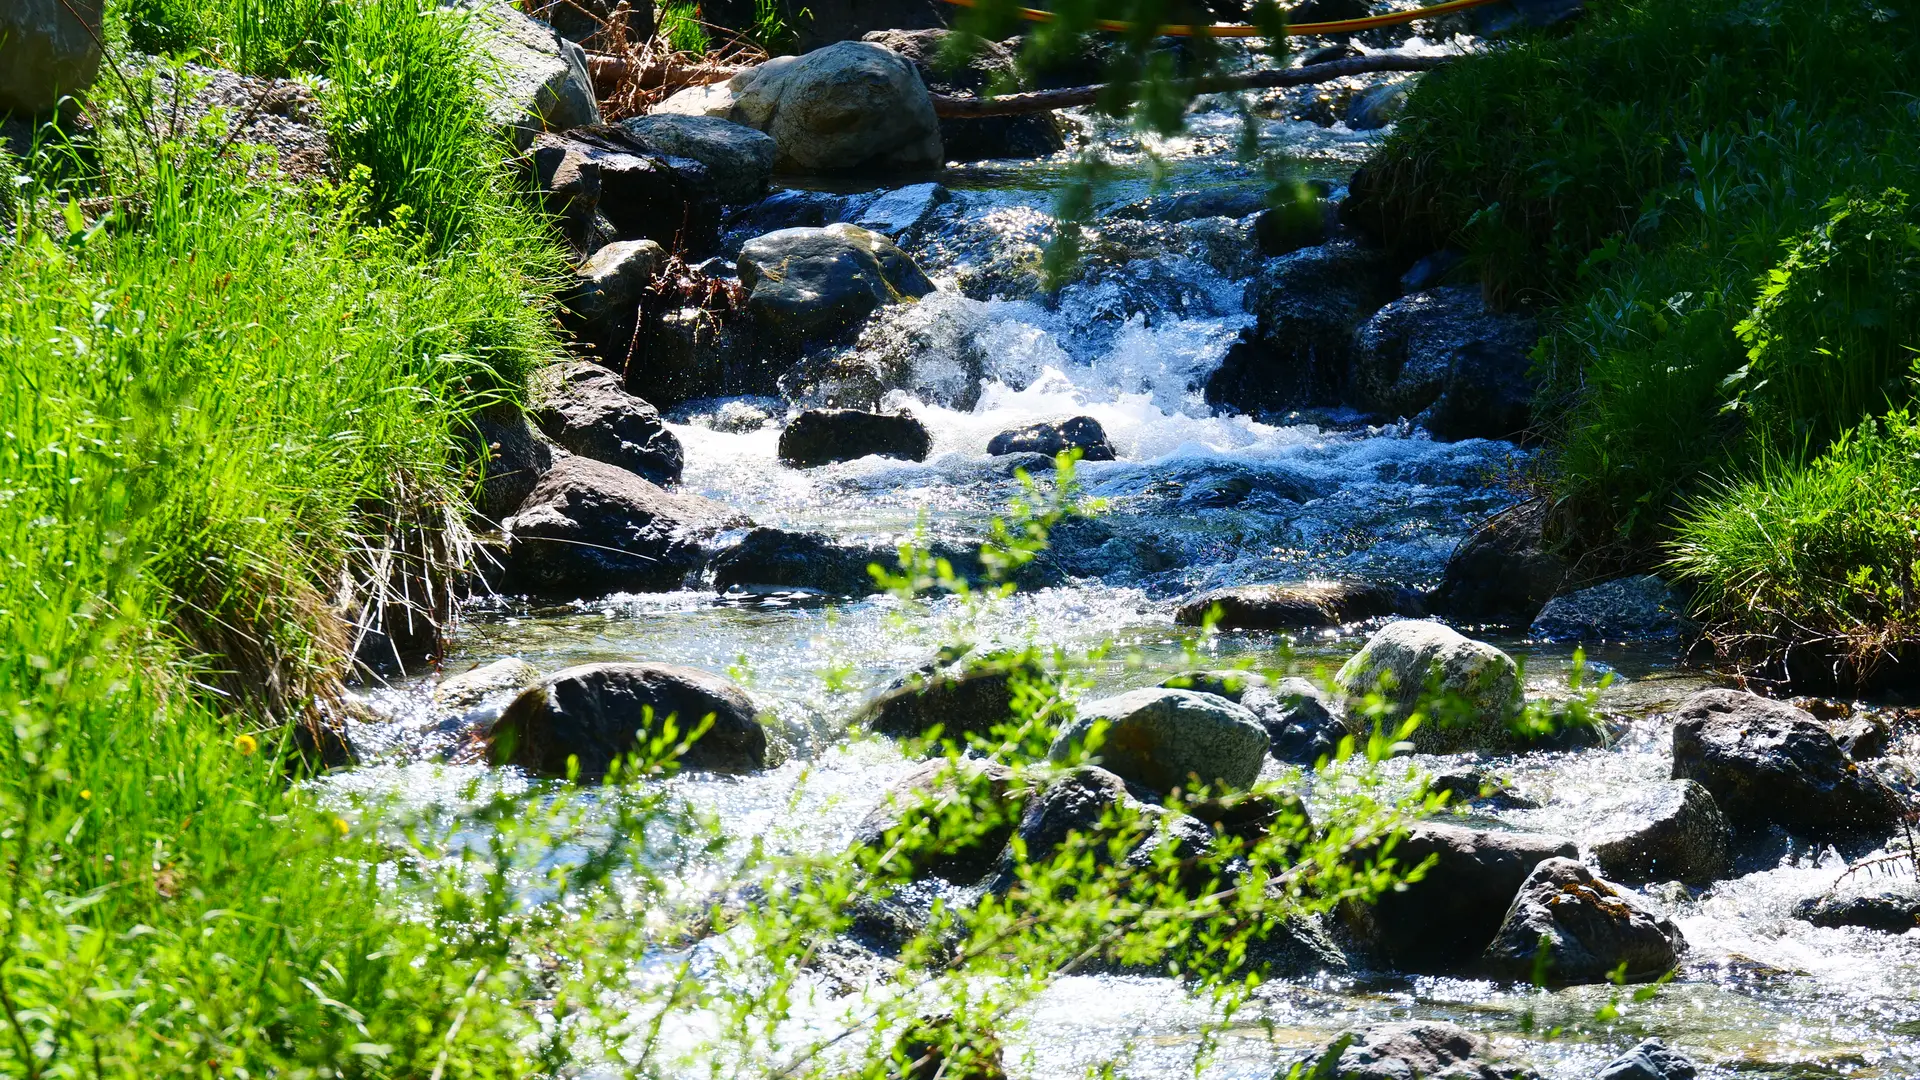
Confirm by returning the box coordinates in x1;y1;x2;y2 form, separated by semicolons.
464;403;554;524
1049;688;1270;795
778;408;932;467
618;115;777;205
1431;500;1568;628
1174;580;1424;630
503;455;748;596
1333;621;1522;753
1480;858;1686;984
1670;689;1902;841
488;662;766;778
986;416;1115;461
466;0;601;151
728;42;944;174
851;758;1026;883
1351;286;1539;442
738;224;934;346
1582;779;1731;886
1159;671;1347;766
1203;240;1397;415
861;652;1046;744
862;29;1067;163
530;361;684;486
1344;821;1577;972
529;128;720;253
708;527;892;596
2;0;101;116
1286;1021;1542;1080
1530;575;1694;644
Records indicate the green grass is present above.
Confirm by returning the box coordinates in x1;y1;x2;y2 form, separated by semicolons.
661;2;712;54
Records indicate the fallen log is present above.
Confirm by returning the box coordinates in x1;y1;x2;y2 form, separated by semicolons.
928;52;1450;117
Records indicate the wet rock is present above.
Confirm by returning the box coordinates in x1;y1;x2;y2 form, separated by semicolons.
562;238;663;331
625;306;766;408
720;189;849;253
1480;858;1686;984
1111;188;1269;223
1050;688;1270;794
851;758;1026;883
1350;286;1539;442
1253;199;1333;257
1344;79;1411;130
1204;240;1396;414
738;224;935;346
862;29;1067;164
1185;788;1313;847
1400;249;1467;294
986;416;1115;461
489;661;767;779
617;115;776;205
1174;580;1424;630
1431;767;1540;810
503;455;749;596
530;129;719;253
861;651;1046;744
1670;689;1902;842
1334;620;1522;754
530;361;684;486
708;527;893;596
527;0;652;50
1530;575;1694;644
464;403;554;524
1241;913;1353;978
1432;500;1568;628
1257;677;1350;766
729;42;944;174
1582;779;1731;886
435;657;542;716
778;408;932;467
855;182;955;239
467;0;601;151
986;765;1142;891
1792;883;1920;934
1835;714;1892;761
1595;1038;1698;1080
1286;1020;1542;1080
3;0;101;116
1344;821;1577;972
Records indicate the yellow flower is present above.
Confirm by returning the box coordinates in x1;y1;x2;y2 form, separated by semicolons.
331;817;350;837
234;733;258;756
79;789;91;801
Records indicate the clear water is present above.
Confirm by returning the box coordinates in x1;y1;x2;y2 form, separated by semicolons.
332;92;1920;1078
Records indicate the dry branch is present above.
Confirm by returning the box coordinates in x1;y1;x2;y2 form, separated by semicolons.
928;53;1450;117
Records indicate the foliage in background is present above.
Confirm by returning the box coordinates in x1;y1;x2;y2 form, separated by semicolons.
660;1;713;54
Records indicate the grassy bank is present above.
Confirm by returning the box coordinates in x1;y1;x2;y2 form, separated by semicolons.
1351;0;1920;683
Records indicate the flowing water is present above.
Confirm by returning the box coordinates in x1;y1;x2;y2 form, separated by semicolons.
331;83;1920;1078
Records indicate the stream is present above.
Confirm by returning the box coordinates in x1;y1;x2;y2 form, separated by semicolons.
330;78;1920;1079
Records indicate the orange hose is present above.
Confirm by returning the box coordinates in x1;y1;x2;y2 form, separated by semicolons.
937;0;1509;37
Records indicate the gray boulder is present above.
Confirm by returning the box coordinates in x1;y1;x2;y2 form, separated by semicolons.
1582;779;1731;886
1351;286;1539;442
729;41;944;174
464;403;554;524
530;361;684;486
1175;580;1424;630
561;238;662;336
1595;1039;1698;1080
1792;883;1920;934
1285;1021;1541;1080
1530;575;1694;644
618;115;776;204
465;0;601;150
738;224;934;345
1432;500;1567;628
854;182;955;239
777;408;932;467
1334;620;1522;753
2;0;101;116
1156;671;1347;766
986;416;1115;461
503;455;749;596
708;527;892;596
851;758;1026;883
1050;688;1270;795
1203;240;1397;414
1344;821;1577;972
1670;689;1902;841
1480;858;1686;984
489;661;766;778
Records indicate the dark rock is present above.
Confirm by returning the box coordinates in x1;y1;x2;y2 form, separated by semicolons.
1344;79;1411;130
1836;715;1893;761
1203;240;1396;415
1289;0;1371;24
708;527;892;596
464;403;554;524
861;652;1045;744
1582;779;1731;886
1595;1038;1698;1080
738;224;935;347
1400;248;1467;293
1287;1021;1542;1080
1480;858;1685;984
1350;286;1539;442
1670;689;1902;842
706;0;952;54
1174;580;1424;629
1185;788;1312;848
2;0;101;117
1344;821;1577;972
562;238;664;334
1049;688;1270;794
625;305;767;409
1258;677;1350;766
531;136;603;252
1253;198;1332;257
530;128;719;253
530;361;684;486
986;416;1115;461
618;114;776;204
1431;767;1540;810
1530;575;1694;644
1110;188;1269;224
861;30;1067;163
526;0;652;49
489;661;767;779
1432;500;1567;628
851;758;1026;883
503;455;749;596
720;189;849;253
1240;913;1353;978
1792;884;1920;934
778;409;932;467
985;765;1143;892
